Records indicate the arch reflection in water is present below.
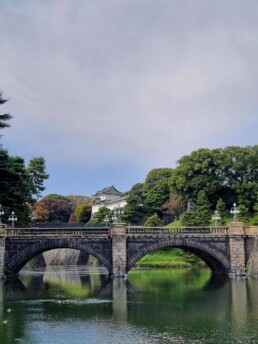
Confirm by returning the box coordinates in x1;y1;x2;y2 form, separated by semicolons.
1;268;258;344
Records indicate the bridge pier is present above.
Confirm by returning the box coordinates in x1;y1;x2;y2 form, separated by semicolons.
228;222;246;276
0;225;6;281
111;223;127;278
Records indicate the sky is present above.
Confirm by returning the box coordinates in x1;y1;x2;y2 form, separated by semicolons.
1;0;258;197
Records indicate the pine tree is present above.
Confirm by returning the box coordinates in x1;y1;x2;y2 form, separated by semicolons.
195;191;211;226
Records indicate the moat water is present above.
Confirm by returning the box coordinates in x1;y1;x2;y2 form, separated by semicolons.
0;266;258;344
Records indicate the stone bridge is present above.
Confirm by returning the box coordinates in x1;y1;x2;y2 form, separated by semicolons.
1;222;258;280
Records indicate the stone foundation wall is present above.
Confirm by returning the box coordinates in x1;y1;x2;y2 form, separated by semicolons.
247;235;258;277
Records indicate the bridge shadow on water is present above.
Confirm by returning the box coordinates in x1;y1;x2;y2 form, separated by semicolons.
202;273;228;290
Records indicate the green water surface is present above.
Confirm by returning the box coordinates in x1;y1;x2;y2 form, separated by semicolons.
0;266;257;344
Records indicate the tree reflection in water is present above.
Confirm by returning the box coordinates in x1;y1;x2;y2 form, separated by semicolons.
0;267;258;344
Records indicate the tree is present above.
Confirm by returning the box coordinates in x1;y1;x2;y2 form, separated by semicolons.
144;168;173;210
170;148;223;207
0;92;12;134
195;191;211;226
33;200;49;222
75;203;92;223
144;214;163;227
26;157;49;200
122;183;149;224
181;211;200;226
170;146;258;212
0;150;49;225
222;146;258;210
0;151;32;224
41;195;72;223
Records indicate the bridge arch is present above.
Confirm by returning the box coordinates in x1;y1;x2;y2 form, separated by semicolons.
6;238;112;275
127;238;230;275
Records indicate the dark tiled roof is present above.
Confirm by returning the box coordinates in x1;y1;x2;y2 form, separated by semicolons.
93;185;122;197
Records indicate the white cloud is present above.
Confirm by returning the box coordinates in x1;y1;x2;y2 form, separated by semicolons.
1;0;258;172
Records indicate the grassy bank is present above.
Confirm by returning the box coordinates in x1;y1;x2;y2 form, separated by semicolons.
136;248;205;268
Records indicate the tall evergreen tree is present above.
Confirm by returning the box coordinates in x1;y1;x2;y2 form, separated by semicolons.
26;157;49;199
195;190;211;226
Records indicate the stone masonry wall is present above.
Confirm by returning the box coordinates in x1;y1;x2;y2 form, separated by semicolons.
247;235;258;276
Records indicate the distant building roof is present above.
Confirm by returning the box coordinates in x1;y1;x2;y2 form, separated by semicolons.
93;185;122;197
104;195;127;205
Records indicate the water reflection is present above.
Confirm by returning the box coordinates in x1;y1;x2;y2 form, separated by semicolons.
1;268;258;344
112;279;127;323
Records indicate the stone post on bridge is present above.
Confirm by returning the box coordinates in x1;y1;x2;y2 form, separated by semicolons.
0;224;6;281
111;223;127;278
228;222;246;276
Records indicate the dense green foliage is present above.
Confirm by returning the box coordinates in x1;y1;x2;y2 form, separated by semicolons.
216;199;227;224
0;149;48;225
122;168;174;225
122;147;258;226
144;214;163;227
144;168;173;209
170;146;258;212
169;146;258;226
75;203;92;223
181;190;211;226
122;183;150;224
